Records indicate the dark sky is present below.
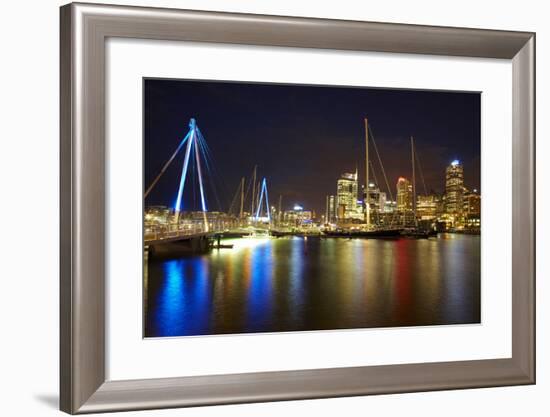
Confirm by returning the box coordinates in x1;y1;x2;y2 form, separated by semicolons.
144;79;480;215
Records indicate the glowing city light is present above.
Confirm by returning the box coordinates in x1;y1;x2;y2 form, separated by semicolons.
451;159;460;166
293;204;303;211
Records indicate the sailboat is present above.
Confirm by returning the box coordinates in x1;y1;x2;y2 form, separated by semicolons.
323;118;404;239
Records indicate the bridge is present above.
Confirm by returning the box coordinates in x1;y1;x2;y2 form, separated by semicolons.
145;222;219;246
144;118;271;253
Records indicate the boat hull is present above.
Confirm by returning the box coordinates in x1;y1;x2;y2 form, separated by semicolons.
323;229;404;238
401;229;438;239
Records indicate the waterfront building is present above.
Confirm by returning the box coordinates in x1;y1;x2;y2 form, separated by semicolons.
416;194;439;220
363;183;389;225
379;192;387;213
365;182;387;212
355;199;364;216
396;177;413;212
144;205;171;224
383;200;397;213
283;206;313;227
336;171;359;220
445;160;465;217
325;195;336;224
463;189;481;230
436;194;446;218
337;203;346;220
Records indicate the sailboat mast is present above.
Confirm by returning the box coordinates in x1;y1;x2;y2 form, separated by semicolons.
411;136;417;226
365;118;370;227
239;176;245;218
278;194;282;226
256;180;261;214
251;165;257;216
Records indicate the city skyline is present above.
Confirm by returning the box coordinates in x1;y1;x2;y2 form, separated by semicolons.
324;158;479;231
144;79;480;216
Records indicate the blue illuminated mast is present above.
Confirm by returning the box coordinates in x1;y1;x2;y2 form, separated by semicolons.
173;118;209;231
174;118;196;214
254;177;271;223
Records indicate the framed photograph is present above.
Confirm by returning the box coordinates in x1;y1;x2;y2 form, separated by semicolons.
60;2;535;414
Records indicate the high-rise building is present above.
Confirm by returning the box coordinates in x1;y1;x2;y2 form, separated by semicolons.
396;177;412;212
337;171;358;219
325;195;336;224
445;160;465;217
364;183;383;211
463;190;480;216
363;183;391;225
463;189;481;229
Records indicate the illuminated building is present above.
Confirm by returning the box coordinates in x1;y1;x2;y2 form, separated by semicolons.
365;183;386;212
362;183;388;225
445;160;464;218
379;192;387;212
436;195;446;217
396;177;412;211
325;195;336;224
337;204;346;220
463;189;481;230
336;171;359;219
144;205;171;224
283;205;313;227
416;195;439;220
464;189;481;216
383;200;397;213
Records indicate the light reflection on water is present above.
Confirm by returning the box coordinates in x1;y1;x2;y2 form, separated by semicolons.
145;234;480;337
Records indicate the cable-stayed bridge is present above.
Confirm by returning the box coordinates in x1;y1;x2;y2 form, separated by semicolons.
144;118;271;250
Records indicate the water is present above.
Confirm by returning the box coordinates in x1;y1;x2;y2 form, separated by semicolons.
144;234;480;337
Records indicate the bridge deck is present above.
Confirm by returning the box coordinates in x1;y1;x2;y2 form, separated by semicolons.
144;222;270;246
144;231;216;246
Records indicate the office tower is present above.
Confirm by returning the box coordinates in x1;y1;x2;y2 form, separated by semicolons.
463;189;481;229
337;171;358;219
325;195;336;224
445;160;465;216
396;177;413;211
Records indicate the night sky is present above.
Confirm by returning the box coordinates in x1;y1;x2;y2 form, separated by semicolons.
144;79;480;216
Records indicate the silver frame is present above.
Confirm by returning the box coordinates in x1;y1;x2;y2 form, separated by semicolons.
60;2;535;414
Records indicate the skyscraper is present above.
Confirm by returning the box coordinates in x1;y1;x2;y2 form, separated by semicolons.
365;183;387;213
325;195;336;224
445;160;465;217
463;189;481;230
337;171;358;219
396;177;412;212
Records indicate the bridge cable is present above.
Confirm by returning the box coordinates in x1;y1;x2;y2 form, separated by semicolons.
195;127;227;212
144;131;191;198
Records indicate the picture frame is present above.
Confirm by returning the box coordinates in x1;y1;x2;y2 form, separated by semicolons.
60;2;535;414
